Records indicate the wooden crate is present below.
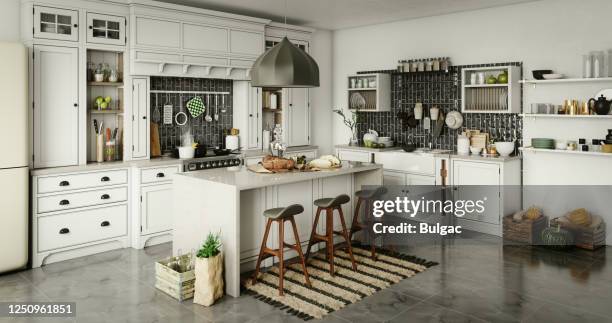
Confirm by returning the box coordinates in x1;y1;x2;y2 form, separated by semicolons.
503;215;548;244
155;254;195;301
551;217;606;250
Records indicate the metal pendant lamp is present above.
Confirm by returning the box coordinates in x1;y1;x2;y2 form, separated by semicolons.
251;0;319;88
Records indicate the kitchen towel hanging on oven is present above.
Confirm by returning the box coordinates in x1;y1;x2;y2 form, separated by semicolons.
186;96;205;118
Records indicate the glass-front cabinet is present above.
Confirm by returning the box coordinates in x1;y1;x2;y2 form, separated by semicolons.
86;13;126;45
34;6;79;42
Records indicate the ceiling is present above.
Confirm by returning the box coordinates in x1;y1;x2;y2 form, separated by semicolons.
155;0;538;30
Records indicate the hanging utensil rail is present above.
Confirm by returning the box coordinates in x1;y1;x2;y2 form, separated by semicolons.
149;90;230;95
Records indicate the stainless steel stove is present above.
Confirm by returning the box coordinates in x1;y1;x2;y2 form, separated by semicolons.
183;154;243;172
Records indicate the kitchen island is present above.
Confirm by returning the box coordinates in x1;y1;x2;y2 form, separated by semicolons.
172;163;383;297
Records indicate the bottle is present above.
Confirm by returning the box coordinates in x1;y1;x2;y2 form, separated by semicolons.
397;60;404;73
403;60;411;73
583;54;593;78
433;58;440;71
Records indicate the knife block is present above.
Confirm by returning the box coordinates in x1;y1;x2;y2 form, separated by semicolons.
96;134;104;163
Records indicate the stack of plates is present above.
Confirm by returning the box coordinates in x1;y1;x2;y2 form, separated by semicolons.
532;138;555;149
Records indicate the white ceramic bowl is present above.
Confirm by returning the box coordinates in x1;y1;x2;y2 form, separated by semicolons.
470;146;482;155
495;142;515;157
178;146;195;159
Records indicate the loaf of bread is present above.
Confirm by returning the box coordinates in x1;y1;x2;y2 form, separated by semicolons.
261;155;295;170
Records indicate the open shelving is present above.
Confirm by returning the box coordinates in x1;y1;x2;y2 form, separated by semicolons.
520;77;612;85
461;66;520;113
86;49;125;163
520;113;612;119
347;73;390;112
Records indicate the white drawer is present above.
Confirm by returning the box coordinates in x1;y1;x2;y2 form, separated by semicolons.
337;150;371;163
37;169;128;194
376;152;435;175
140;166;180;184
37;187;128;214
37;204;128;252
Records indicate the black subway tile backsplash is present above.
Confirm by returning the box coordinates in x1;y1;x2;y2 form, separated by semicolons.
354;62;523;151
150;77;233;153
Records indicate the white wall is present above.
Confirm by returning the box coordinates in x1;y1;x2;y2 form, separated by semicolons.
332;0;612;144
310;29;334;155
0;0;20;42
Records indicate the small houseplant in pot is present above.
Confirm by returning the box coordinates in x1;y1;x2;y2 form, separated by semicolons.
194;232;224;306
333;107;359;146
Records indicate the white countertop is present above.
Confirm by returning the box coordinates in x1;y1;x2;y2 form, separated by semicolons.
30;157;183;176
447;153;521;162
176;163;382;190
335;144;401;152
242;145;319;158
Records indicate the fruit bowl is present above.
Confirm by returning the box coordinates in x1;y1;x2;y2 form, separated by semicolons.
495;141;515;157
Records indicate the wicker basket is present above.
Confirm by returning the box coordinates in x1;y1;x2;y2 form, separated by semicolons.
155;254;196;301
503;215;548;244
551;217;606;250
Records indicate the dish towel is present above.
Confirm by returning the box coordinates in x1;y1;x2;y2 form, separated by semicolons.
186;96;205;118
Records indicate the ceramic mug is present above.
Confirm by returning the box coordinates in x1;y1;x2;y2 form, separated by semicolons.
477;72;485;84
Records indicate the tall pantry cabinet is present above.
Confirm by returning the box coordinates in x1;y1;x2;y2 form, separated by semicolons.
25;2;130;168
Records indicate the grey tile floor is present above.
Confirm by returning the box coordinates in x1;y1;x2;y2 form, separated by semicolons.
1;234;611;323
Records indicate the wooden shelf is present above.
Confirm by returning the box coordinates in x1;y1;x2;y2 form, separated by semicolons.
520;147;612;158
520;77;612;84
88;82;124;87
520;114;612;119
464;83;508;88
262;108;281;113
347;88;376;91
90;110;123;115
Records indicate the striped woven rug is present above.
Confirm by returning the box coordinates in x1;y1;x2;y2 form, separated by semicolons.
244;246;437;320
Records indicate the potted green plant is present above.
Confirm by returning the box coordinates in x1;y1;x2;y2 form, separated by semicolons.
333;107;359;146
193;231;224;306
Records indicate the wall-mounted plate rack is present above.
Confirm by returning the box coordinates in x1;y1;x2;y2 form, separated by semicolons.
461;66;521;113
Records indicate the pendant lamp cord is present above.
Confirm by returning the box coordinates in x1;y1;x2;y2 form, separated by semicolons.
284;0;288;37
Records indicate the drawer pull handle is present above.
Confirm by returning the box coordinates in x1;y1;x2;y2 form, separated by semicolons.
59;228;70;234
59;199;70;206
101;176;110;182
59;181;70;187
156;173;165;178
101;194;110;200
100;221;110;227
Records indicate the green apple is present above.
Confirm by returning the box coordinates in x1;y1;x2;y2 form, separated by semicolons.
486;76;497;84
497;73;508;83
95;96;104;105
100;101;109;110
104;96;112;103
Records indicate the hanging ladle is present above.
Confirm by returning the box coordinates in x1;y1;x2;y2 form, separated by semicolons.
205;94;213;122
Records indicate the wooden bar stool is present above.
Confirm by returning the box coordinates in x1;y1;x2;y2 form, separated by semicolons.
305;194;357;276
350;187;388;260
252;204;311;296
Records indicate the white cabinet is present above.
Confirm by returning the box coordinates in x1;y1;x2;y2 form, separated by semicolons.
233;81;262;150
383;170;406;186
183;23;228;53
450;158;521;236
461;66;521;113
230;30;264;56
406;173;436;186
285;88;310;146
140;184;173;235
34;6;79;42
32;168;131;267
86;13;126;45
134;16;181;49
33;45;79;168
132;165;180;249
131;78;149;159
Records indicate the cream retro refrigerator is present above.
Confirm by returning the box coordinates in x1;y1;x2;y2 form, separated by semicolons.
0;42;29;273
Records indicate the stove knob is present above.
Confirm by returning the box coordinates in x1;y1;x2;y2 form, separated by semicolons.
198;163;205;170
233;159;240;165
204;162;211;168
222;161;228;166
212;162;218;167
188;164;197;171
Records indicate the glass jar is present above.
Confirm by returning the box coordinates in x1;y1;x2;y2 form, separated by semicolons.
104;141;116;161
583;54;593;78
403;60;411;73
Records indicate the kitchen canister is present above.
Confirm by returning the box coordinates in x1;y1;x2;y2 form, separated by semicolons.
457;135;470;156
262;130;271;151
225;135;239;151
430;106;440;121
96;134;104;162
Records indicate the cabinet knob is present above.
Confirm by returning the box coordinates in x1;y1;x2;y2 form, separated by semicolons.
100;221;110;227
73;24;78;28
59;199;70;206
142;116;147;120
59;181;70;187
249;114;253;117
101;194;110;200
100;176;110;182
73;103;78;107
156;173;165;178
88;26;93;29
59;228;70;234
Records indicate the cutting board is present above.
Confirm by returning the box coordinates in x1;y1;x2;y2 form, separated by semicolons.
150;122;161;157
